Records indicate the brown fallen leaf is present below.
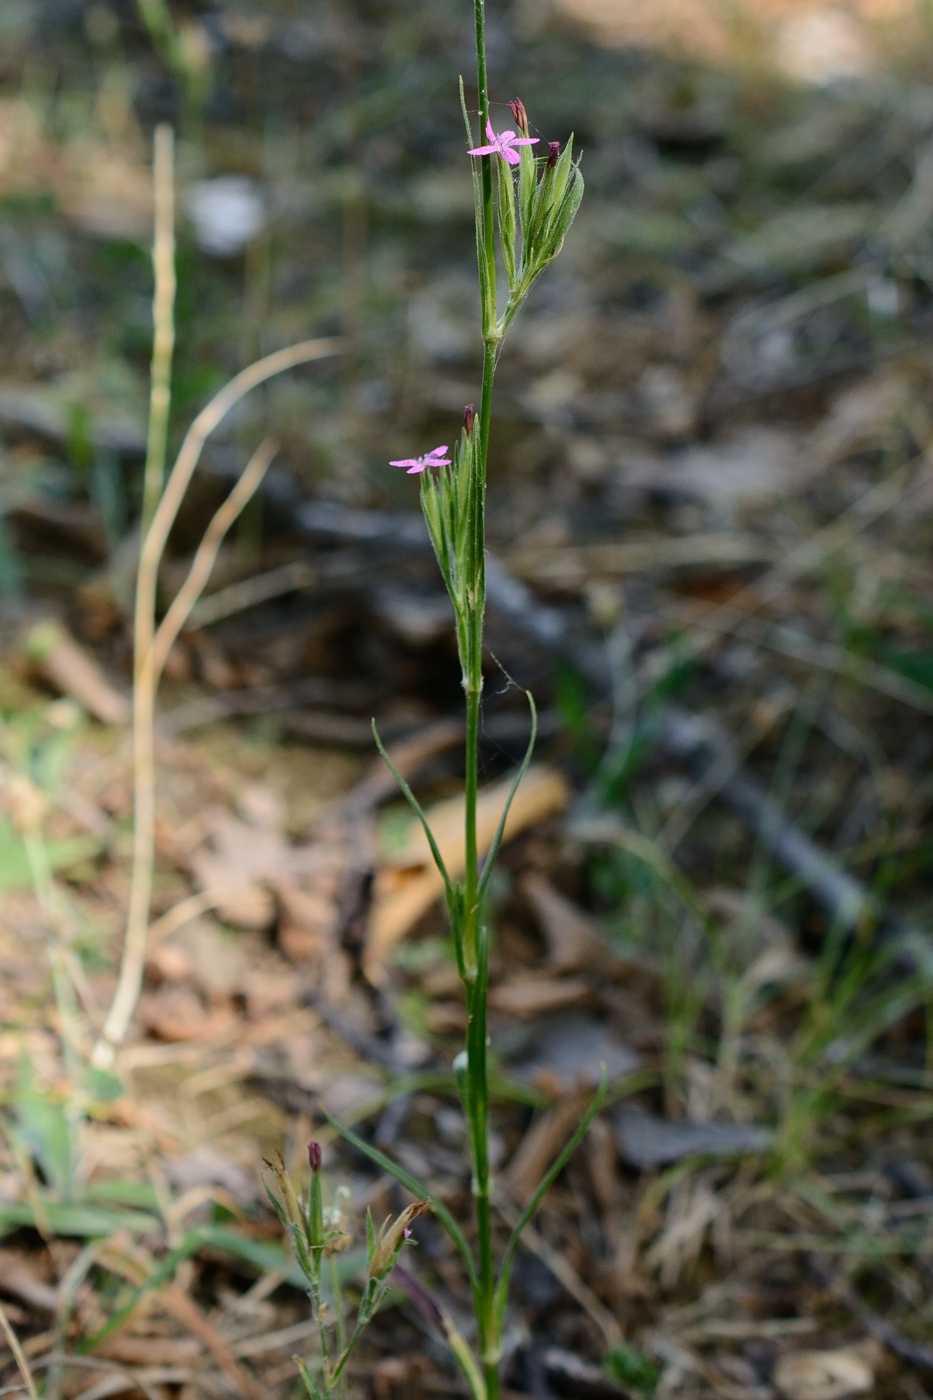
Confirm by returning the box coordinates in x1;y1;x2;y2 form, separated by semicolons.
96;1333;203;1366
506;1088;595;1204
773;1342;882;1400
489;975;591;1018
522;872;657;979
190;784;346;931
24;619;130;726
423;1002;468;1034
365;765;570;981
137;985;238;1043
274;879;350;1005
0;1249;57;1313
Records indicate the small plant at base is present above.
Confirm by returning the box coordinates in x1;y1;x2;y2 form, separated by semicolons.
265;1145;430;1399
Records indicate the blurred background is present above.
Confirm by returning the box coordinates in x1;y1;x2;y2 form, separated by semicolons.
3;2;933;1398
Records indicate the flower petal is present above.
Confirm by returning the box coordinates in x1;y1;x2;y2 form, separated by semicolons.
513;136;539;146
500;147;521;165
389;458;420;468
484;119;497;143
467;143;497;156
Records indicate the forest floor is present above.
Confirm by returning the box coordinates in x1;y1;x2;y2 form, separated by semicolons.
4;1;933;1397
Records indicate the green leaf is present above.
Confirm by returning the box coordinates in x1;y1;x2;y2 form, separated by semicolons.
318;1104;478;1295
494;1068;608;1329
0;1200;162;1238
0;821;101;892
85;1180;159;1209
372;721;454;898
294;1357;326;1400
604;1345;662;1396
477;692;537;904
84;1067;124;1104
264;1179;290;1230
10;1056;75;1197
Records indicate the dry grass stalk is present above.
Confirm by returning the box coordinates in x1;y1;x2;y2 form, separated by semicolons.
141;123;176;530
89;128;342;1069
0;1297;40;1400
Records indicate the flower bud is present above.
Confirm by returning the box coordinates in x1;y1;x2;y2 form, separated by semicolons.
509;98;529;136
308;1141;321;1173
546;141;561;169
462;404;475;436
263;1151;303;1229
369;1201;431;1280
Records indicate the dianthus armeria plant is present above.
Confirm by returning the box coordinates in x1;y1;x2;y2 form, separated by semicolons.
273;5;603;1398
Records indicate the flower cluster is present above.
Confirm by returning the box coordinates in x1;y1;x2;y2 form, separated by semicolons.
466;95;584;334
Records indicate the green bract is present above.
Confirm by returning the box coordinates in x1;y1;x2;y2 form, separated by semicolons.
502;135;584;331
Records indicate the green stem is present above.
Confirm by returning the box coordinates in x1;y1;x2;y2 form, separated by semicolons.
469;8;500;1394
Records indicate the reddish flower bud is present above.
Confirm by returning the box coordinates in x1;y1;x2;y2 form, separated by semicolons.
509;98;529;136
463;404;475;436
546;141;561;169
308;1141;321;1173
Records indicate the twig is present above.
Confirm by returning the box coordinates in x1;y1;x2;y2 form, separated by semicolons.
159;676;377;735
188;558;316;628
92;439;278;1067
0;1300;39;1400
92;339;340;1072
492;1189;623;1350
142;124;176;531
149;436;277;678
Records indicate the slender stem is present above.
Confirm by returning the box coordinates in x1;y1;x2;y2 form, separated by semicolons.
468;7;500;1395
474;0;497;340
142;124;176;532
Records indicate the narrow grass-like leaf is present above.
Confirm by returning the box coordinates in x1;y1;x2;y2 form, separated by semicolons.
493;1068;608;1329
294;1356;326;1400
80;1229;206;1352
318;1104;478;1294
372;721;454;898
443;1310;487;1400
497;161;517;285
477;691;537;904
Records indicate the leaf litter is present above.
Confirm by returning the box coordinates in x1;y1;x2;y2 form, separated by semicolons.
3;0;933;1396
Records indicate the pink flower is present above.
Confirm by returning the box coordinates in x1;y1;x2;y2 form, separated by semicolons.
389;444;451;475
468;119;538;167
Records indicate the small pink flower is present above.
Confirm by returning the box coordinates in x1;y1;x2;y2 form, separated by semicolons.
389;444;451;475
468;119;538;167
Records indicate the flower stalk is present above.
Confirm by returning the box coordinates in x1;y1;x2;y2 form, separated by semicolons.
278;5;595;1396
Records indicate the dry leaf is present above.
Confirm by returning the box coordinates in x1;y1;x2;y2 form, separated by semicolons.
774;1342;881;1400
365;765;569;981
25;619;130;726
190;785;345;931
489;975;591;1018
506;1089;594;1203
522;872;656;979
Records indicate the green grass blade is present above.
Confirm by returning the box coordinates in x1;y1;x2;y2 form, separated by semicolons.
493;1068;607;1328
477;691;537;904
80;1229;206;1352
318;1105;478;1294
372;720;454;897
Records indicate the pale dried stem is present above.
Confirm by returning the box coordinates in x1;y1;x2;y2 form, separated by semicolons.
92;337;340;1070
0;1298;39;1400
142;124;176;532
149;436;277;677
